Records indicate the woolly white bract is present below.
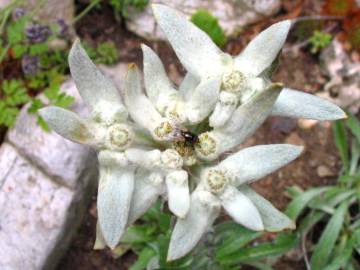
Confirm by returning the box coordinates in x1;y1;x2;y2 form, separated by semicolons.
40;4;346;261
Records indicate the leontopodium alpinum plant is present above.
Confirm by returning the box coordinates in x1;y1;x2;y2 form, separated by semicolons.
40;4;346;261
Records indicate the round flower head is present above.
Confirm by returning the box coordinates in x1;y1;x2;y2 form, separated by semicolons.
41;4;348;260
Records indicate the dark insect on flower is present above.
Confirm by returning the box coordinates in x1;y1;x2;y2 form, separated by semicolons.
12;8;26;21
21;55;40;75
25;23;52;43
56;19;69;37
180;130;199;148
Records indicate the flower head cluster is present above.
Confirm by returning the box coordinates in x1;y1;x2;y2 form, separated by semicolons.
12;8;26;21
40;4;346;260
21;54;39;75
25;23;52;43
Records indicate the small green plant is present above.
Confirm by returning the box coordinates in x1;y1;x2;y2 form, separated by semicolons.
109;0;149;19
284;114;360;270
0;80;30;127
191;9;227;48
94;41;119;65
82;41;119;65
309;30;332;54
0;3;74;130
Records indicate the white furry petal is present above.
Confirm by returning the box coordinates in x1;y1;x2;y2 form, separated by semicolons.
97;151;134;249
167;188;221;261
235;20;291;76
153;4;226;79
220;185;264;231
272;88;346;120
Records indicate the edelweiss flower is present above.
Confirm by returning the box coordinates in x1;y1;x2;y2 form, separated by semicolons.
39;4;347;262
152;4;346;127
123;65;191;220
40;41;152;249
168;144;302;260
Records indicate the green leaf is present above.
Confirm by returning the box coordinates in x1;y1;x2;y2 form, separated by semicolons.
354;227;360;255
121;225;155;244
12;44;27;58
299;188;356;233
217;233;298;265
191;9;227;48
5;88;30;106
53;93;75;108
6;16;27;45
29;43;48;56
129;247;156;270
158;234;170;267
37;116;50;131
309;31;332;54
309;188;356;214
323;237;355;270
0;79;31;127
286;186;303;198
285;186;330;220
215;221;244;237
158;212;171;233
95;41;119;65
333;120;349;172
2;79;23;94
215;225;262;260
347;113;360;143
310;201;348;270
28;98;44;114
109;0;148;18
349;140;360;176
0;105;19;127
298;210;326;233
44;84;60;100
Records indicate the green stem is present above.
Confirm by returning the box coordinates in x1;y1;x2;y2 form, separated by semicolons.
0;44;10;63
0;9;11;35
72;0;101;24
0;0;26;34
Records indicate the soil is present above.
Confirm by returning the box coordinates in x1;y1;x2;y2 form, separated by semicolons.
57;1;349;270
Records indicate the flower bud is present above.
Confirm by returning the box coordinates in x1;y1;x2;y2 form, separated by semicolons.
161;149;183;169
107;124;132;150
195;132;217;158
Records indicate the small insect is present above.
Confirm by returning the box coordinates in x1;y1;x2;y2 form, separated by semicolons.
179;130;199;148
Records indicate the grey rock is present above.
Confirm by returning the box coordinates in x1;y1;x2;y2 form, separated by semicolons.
125;0;281;40
0;143;97;270
7;80;94;189
1;78;100;269
29;0;74;26
320;40;360;113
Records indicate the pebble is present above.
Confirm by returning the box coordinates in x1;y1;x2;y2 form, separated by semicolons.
298;119;318;130
285;132;305;147
316;165;334;177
